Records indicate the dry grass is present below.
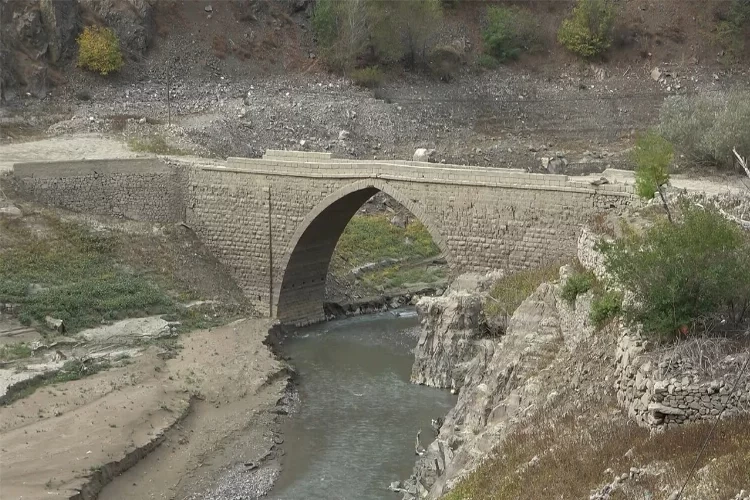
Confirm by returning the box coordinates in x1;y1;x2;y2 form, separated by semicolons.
445;406;750;500
484;264;561;321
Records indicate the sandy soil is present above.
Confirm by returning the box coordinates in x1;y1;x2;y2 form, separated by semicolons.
0;318;287;500
0;133;148;173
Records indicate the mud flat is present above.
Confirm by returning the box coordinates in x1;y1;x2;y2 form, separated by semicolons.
0;318;288;500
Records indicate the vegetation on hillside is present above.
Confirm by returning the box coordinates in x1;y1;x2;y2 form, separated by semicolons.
312;0;442;72
599;205;750;340
334;214;440;267
660;91;750;169
444;409;750;500
484;265;560;329
715;0;750;64
481;6;540;64
557;0;616;58
76;26;124;75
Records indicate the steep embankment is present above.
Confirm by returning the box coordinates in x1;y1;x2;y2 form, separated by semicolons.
403;244;750;499
0;194;289;499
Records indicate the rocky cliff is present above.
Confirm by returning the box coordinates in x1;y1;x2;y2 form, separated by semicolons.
404;266;595;499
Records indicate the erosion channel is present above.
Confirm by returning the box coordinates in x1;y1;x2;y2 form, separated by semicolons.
271;310;456;500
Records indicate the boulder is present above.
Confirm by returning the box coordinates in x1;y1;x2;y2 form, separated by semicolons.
45;316;65;333
413;148;436;162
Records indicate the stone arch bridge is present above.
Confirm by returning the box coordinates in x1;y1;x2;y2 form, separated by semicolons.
11;151;635;326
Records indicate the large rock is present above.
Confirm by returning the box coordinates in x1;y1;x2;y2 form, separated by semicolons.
405;277;578;499
411;291;485;390
413;148;436;162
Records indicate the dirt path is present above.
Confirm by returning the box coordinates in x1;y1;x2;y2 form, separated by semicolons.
0;318;287;500
0;133;148;173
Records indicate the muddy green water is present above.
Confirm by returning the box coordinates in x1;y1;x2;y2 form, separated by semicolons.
269;310;455;500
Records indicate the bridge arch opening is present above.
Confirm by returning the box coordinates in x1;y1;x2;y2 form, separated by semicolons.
274;181;452;326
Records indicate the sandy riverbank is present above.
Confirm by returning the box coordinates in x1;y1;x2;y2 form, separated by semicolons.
0;318;289;500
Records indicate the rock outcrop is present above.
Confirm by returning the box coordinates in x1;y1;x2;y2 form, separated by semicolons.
405;272;590;499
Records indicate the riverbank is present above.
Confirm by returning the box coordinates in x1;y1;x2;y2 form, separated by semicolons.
0;318;288;500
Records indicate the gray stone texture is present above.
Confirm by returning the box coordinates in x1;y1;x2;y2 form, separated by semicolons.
12;151;636;325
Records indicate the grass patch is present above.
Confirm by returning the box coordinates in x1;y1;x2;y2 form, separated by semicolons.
334;215;440;268
444;410;750;500
484;265;560;321
361;264;446;290
560;270;595;305
0;343;33;362
128;135;190;156
0;217;175;333
590;289;623;329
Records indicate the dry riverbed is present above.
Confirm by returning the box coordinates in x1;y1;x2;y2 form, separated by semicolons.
0;318;288;500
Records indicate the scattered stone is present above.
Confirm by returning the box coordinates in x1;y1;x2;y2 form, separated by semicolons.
204;4;212;12
45;316;65;333
650;67;662;81
338;130;350;141
0;205;22;217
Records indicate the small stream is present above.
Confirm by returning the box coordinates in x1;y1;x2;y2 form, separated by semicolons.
269;310;455;500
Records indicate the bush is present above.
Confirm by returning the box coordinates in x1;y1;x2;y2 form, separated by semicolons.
76;26;124;75
350;66;384;88
715;0;750;64
477;54;500;69
557;0;616;58
659;92;750;169
482;6;540;62
561;271;595;305
600;205;750;340
632;130;673;200
590;290;622;328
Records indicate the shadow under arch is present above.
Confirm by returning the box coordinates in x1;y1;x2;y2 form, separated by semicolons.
273;178;453;326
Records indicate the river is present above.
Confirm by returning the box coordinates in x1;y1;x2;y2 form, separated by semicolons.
269;310;456;500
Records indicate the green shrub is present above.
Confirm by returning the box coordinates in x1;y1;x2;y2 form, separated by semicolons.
715;0;750;64
477;53;500;69
76;26;124;75
632;130;673;201
561;271;595;305
589;290;622;328
349;66;384;88
482;6;540;62
659;92;750;169
600;205;750;340
557;0;615;58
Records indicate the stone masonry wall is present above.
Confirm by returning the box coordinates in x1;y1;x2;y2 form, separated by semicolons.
614;334;750;429
186;153;635;324
12;159;184;223
578;230;750;430
11;151;637;325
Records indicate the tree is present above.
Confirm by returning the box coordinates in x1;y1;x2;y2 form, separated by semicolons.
633;130;674;223
558;0;615;58
76;26;124;75
312;0;371;71
370;0;443;68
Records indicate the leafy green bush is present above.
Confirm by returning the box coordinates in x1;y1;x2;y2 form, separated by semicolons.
349;66;384;88
482;6;540;62
632;131;673;200
429;45;463;81
659;91;750;169
561;271;595;305
76;26;124;75
557;0;616;58
600;205;750;340
590;290;622;328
